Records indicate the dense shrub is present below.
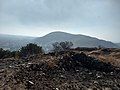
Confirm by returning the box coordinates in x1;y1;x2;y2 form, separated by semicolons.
0;48;12;59
20;43;44;57
0;43;44;59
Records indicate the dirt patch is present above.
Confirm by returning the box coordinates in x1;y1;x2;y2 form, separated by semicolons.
0;50;120;90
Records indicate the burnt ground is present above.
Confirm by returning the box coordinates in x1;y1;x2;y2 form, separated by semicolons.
0;49;120;90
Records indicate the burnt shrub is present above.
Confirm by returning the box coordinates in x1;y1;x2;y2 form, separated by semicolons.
0;48;13;59
52;41;73;52
74;47;98;51
58;52;114;72
20;43;44;57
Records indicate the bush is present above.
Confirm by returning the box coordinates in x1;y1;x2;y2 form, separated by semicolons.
11;51;20;59
20;43;44;57
52;41;73;52
0;48;12;59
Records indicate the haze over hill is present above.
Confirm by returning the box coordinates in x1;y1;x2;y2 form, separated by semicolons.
116;43;120;47
34;32;119;50
0;34;35;50
0;32;119;51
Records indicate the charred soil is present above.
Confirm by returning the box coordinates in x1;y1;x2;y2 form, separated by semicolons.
0;49;120;90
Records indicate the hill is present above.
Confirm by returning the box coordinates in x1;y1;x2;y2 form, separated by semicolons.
116;43;120;47
34;31;119;49
0;32;119;51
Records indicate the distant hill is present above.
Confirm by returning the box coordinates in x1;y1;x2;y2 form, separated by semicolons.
116;43;120;47
34;31;119;50
0;34;35;50
0;32;119;51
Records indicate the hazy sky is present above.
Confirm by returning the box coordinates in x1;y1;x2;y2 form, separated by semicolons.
0;0;120;42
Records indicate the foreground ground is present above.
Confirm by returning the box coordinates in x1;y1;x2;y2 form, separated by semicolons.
0;48;120;90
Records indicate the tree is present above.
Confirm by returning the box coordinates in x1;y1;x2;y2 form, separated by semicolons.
52;41;73;52
60;41;73;50
20;43;44;57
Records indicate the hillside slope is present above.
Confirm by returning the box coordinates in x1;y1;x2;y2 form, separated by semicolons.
34;31;118;49
116;43;120;47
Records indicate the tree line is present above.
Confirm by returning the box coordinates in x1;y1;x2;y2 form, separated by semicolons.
0;41;73;59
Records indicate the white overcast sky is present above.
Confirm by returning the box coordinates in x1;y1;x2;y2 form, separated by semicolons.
0;0;120;42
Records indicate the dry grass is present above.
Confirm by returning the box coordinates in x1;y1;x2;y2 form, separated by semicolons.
88;49;120;67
